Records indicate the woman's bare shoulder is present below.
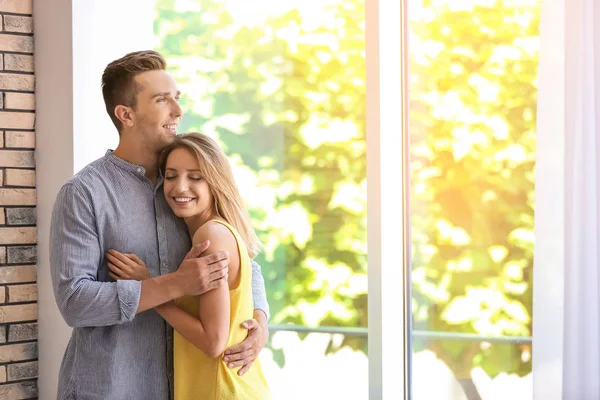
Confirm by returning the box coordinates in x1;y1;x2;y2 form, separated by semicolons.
192;220;237;251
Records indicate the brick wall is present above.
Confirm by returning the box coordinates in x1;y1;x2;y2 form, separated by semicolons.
0;0;37;398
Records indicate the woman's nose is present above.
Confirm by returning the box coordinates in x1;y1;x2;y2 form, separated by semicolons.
175;178;188;192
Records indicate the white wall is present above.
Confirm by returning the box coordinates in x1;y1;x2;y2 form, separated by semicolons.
34;1;153;398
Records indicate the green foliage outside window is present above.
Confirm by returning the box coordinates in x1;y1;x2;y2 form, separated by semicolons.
155;0;538;397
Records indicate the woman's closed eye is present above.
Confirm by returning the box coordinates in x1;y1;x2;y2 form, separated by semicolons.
164;175;202;181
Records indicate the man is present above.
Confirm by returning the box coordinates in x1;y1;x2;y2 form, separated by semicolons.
50;50;270;400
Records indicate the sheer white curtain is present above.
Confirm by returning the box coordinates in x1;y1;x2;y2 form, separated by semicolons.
533;0;600;398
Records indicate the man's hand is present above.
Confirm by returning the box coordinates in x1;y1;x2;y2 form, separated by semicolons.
176;240;230;296
222;310;269;376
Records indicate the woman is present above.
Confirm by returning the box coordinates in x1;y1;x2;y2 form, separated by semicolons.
106;133;271;399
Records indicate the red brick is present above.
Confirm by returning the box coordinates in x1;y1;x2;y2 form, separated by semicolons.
0;73;34;91
0;266;36;284
0;303;36;322
5;131;34;147
0;227;36;244
4;54;34;73
0;342;37;363
0;0;32;14
0;35;33;53
7;284;36;302
0;111;34;129
0;150;34;167
4;169;35;186
0;188;35;204
4;16;32;33
4;92;34;109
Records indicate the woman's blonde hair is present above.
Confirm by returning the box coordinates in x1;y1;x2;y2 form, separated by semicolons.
160;133;261;258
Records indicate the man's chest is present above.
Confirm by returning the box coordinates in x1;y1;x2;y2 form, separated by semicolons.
93;187;191;277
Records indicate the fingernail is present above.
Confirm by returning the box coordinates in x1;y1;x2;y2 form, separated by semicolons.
223;357;229;362
225;350;230;355
228;363;234;368
243;322;248;328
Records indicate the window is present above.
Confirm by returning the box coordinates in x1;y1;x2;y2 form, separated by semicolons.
154;0;368;398
409;1;539;399
153;0;539;398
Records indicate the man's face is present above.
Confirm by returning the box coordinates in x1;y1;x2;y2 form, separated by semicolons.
130;70;183;152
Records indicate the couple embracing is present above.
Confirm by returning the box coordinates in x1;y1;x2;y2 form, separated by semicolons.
50;50;271;400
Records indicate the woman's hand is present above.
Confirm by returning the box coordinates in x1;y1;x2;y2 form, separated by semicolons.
106;249;151;281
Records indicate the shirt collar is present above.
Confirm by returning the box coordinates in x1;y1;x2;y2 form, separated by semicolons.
104;150;165;190
104;150;147;176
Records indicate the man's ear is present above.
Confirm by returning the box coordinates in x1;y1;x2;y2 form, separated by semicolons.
115;105;135;128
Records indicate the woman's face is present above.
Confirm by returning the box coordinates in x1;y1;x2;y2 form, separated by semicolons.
163;147;213;219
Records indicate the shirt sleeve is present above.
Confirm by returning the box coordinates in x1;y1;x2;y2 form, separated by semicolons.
250;260;270;321
50;182;141;327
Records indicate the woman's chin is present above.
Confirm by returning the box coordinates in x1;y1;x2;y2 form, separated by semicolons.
171;209;191;219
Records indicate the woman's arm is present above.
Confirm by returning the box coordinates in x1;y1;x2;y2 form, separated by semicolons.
156;221;240;358
105;244;230;315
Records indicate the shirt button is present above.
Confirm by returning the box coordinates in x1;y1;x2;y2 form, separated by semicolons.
137;168;142;173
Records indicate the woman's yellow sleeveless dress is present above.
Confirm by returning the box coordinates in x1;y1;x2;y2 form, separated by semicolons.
173;220;271;400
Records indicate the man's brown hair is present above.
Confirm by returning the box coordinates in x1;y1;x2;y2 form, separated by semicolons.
101;50;167;133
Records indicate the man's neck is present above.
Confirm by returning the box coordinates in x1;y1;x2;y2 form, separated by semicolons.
112;140;160;184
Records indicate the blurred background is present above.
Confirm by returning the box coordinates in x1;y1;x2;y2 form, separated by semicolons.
153;0;539;398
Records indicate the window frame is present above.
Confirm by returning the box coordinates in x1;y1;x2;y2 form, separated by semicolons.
366;0;411;398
